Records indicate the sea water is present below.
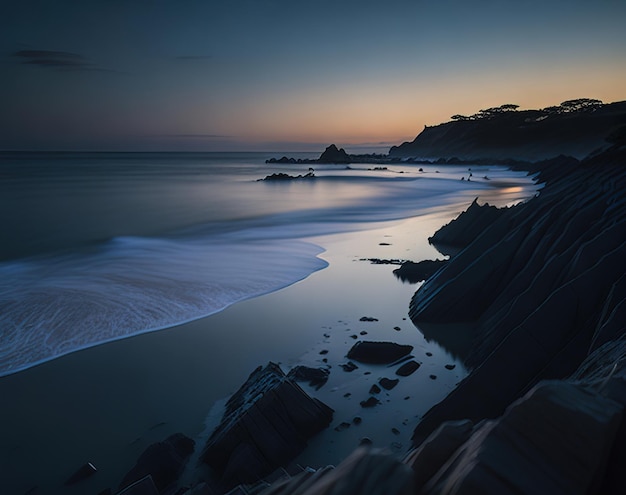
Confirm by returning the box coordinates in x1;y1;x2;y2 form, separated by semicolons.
0;152;538;377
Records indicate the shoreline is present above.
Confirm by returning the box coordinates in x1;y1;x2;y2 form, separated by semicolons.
0;213;450;494
0;168;539;495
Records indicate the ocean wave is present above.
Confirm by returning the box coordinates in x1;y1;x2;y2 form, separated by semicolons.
0;235;327;376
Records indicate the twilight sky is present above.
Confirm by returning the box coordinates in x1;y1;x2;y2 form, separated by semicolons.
2;0;625;152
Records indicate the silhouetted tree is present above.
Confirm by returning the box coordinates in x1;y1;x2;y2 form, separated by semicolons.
559;98;603;112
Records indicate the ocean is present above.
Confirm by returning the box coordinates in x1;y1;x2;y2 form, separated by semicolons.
0;151;538;377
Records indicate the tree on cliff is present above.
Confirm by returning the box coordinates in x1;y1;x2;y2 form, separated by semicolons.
451;103;519;122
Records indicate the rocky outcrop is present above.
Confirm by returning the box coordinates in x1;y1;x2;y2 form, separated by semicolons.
318;144;351;164
410;147;626;444
119;433;195;493
200;362;333;489
427;198;514;255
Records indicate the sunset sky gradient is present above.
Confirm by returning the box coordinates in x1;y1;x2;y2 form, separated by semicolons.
2;0;625;151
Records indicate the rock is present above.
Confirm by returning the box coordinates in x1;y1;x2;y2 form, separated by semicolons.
340;361;358;372
379;378;399;390
287;366;330;390
422;381;623;495
445;364;456;370
394;326;401;331
117;475;159;495
274;447;414;494
369;384;381;394
404;419;474;491
429;374;437;380
391;428;400;435
393;259;449;284
200;362;333;489
353;416;362;425
258;172;315;181
347;341;413;364
359;316;379;322
119;433;194;493
396;360;421;377
64;462;97;485
360;397;381;408
318;144;351;164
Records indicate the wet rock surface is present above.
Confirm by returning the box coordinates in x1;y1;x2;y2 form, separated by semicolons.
347;341;413;364
200;362;333;489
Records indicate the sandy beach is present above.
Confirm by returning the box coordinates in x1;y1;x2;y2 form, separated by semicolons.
0;207;469;494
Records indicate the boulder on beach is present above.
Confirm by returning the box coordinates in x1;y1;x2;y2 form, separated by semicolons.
347;341;413;364
200;362;333;489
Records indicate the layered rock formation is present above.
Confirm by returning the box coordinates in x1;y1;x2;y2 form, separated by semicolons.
200;362;333;489
409;147;626;449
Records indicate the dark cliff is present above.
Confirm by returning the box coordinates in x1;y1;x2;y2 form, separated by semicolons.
390;100;626;161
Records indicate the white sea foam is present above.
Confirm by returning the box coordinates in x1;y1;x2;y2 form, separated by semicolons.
0;235;327;376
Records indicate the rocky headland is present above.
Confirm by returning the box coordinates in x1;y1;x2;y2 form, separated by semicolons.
390;99;626;161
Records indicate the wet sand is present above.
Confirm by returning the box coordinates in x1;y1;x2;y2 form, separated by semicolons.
0;189;528;494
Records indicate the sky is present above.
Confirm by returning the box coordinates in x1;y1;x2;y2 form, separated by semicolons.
1;0;626;152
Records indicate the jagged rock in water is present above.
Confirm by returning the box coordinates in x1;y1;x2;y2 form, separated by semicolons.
119;433;194;493
258;172;315;181
379;377;399;390
396;360;420;376
404;419;474;491
318;144;351;164
393;259;449;283
347;341;413;364
428;198;511;255
422;381;622;495
200;362;333;488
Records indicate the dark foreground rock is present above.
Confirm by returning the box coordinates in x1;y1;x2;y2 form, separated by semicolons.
119;433;194;493
422;381;622;495
347;341;413;364
200;362;333;489
257;447;415;495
